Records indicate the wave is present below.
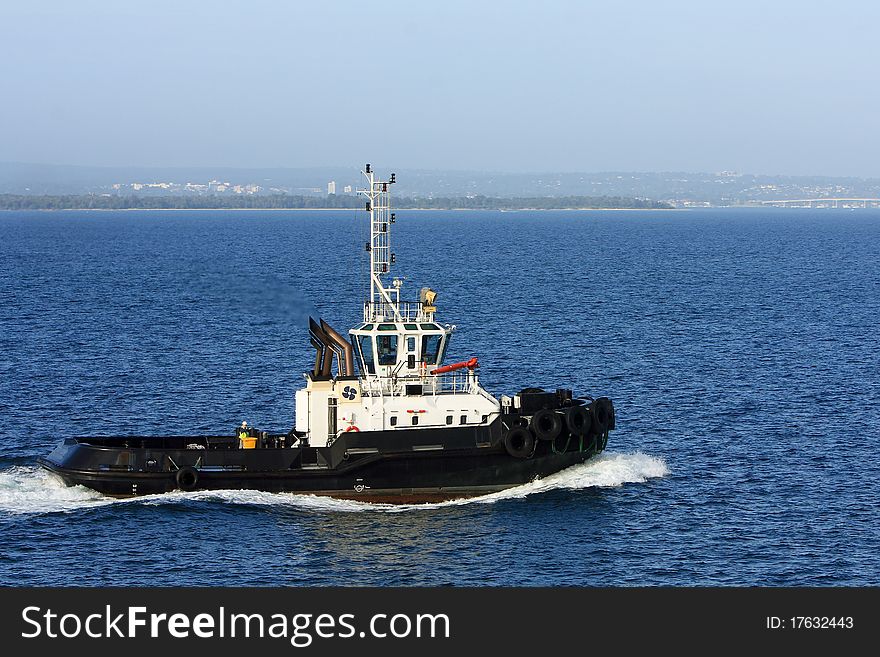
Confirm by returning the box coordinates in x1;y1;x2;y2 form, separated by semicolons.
0;452;668;516
0;466;115;515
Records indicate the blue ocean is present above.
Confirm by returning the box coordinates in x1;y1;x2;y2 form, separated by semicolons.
0;208;877;586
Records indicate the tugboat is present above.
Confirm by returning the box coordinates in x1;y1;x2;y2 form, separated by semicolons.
38;166;615;503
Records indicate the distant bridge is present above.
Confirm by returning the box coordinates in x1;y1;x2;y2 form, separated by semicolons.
760;198;880;208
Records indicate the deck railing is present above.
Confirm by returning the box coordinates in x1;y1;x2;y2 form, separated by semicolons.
363;301;434;323
360;370;479;397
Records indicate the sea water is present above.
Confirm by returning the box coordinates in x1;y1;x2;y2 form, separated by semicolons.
0;208;877;586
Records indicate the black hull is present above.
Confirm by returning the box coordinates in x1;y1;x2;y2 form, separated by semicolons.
37;419;609;503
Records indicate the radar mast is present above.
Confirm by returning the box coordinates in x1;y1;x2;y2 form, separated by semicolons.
358;164;404;322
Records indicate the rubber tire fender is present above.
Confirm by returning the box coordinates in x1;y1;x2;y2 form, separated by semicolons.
175;466;199;491
591;397;615;433
503;426;536;459
564;405;591;437
530;408;563;441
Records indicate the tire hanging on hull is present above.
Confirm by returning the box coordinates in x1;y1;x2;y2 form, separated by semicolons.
175;466;199;491
591;397;615;433
530;409;563;441
503;427;535;459
564;405;591;436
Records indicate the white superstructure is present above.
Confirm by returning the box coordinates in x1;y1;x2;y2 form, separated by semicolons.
294;166;501;447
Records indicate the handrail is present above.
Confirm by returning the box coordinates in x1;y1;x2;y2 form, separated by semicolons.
360;370;479;396
364;301;435;323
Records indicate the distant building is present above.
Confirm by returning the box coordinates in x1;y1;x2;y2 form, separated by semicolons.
343;185;352;193
327;181;336;195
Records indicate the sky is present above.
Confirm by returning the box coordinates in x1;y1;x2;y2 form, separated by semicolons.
1;0;878;176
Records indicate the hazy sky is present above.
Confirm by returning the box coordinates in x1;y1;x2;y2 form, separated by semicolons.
1;0;878;176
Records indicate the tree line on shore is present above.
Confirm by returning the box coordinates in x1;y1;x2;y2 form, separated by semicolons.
0;193;671;211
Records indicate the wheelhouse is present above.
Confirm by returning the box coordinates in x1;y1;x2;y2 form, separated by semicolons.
350;321;452;377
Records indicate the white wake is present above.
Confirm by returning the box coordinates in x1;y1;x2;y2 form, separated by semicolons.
0;466;115;515
0;452;668;515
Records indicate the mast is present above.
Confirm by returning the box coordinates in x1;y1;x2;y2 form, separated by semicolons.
358;164;399;322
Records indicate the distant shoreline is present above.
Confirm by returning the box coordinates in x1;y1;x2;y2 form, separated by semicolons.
0;193;674;212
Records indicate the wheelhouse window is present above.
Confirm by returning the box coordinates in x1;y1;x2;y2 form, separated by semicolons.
421;334;443;365
356;335;376;374
377;334;398;365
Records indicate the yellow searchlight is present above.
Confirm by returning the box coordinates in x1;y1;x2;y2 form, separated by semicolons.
419;287;437;313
